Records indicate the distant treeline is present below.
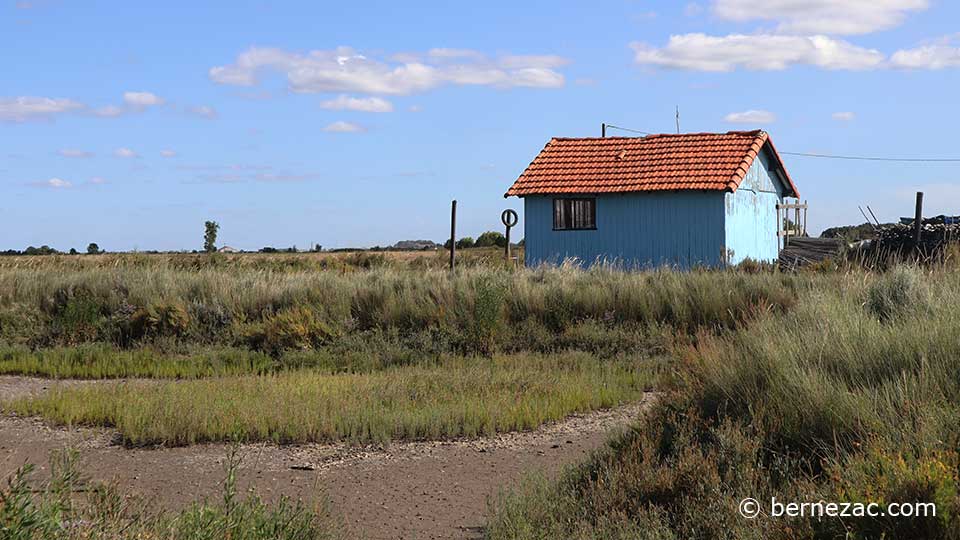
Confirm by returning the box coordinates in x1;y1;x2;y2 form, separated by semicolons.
2;231;525;256
820;222;893;242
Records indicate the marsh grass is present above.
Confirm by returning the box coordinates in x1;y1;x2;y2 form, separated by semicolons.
0;343;279;379
486;267;960;540
0;261;804;356
6;352;660;446
0;447;341;540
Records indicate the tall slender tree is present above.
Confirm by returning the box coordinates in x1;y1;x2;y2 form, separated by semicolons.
203;221;220;253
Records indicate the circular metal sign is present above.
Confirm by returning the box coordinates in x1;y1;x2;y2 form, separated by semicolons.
501;209;518;228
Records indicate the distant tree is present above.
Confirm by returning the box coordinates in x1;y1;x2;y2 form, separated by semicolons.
69;248;78;255
86;243;101;255
312;244;323;252
24;245;59;256
203;221;220;253
475;231;507;248
444;238;453;250
455;237;475;249
259;246;279;253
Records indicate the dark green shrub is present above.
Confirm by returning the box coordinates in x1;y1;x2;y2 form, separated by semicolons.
130;301;190;340
187;301;233;342
42;286;109;344
244;306;339;355
469;275;506;356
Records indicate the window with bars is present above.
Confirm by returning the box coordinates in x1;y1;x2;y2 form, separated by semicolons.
553;198;596;230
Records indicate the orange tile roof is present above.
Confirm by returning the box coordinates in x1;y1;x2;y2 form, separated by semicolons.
504;130;799;198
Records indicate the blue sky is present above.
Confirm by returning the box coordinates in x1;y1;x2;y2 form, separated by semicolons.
3;0;960;251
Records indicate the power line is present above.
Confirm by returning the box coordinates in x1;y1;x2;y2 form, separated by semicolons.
779;151;960;163
603;122;960;162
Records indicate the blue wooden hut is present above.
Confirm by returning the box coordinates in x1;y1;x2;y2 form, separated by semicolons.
504;130;800;268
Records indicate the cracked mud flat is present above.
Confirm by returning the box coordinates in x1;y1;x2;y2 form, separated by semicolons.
0;376;654;540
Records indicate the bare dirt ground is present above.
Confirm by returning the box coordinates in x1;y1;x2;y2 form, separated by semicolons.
0;376;653;540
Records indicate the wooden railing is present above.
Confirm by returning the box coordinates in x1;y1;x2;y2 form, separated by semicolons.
777;201;808;248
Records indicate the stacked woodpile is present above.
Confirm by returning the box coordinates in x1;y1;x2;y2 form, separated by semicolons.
873;219;959;255
779;237;845;269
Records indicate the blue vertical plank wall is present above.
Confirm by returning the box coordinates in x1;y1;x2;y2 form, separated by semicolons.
723;149;786;264
523;191;726;269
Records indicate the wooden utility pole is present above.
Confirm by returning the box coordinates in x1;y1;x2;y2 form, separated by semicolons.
601;123;606;138
802;200;808;237
449;200;457;270
914;191;924;246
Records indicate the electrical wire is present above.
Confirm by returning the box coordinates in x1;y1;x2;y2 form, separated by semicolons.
604;124;960;163
779;151;960;163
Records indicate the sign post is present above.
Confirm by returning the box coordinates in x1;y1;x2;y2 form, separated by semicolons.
501;209;518;263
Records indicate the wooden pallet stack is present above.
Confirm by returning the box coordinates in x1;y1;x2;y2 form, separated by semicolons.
778;237;845;269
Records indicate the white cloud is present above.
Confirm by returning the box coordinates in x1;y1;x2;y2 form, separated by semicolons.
724;109;776;124
123;91;165;107
58;148;94;158
0;96;83;122
322;120;364;133
832;111;856;121
93;105;125;118
713;0;928;35
498;55;570;70
44;177;72;188
209;46;568;94
320;95;393;112
428;48;485;60
89;176;107;185
187;105;218;119
113;147;139;158
160;149;177;157
891;42;960;69
631;34;884;71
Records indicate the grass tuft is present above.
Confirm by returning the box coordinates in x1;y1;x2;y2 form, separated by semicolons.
5;353;660;446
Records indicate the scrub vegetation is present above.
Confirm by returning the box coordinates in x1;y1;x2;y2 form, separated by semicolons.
486;265;960;540
5;252;955;538
0;257;798;376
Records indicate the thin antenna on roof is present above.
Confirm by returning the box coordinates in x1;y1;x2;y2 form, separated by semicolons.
601;123;606;138
675;106;680;134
